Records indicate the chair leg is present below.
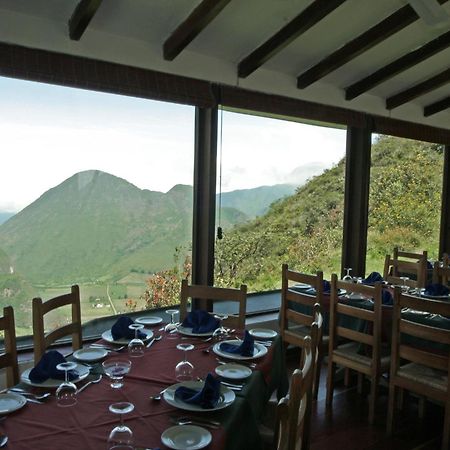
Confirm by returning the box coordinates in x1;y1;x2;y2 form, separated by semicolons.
344;368;351;387
442;404;450;450
387;384;396;435
418;396;426;419
326;360;335;407
313;349;323;400
368;376;378;424
396;388;404;410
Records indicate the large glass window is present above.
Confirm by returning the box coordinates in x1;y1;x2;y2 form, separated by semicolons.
366;135;444;274
214;111;347;292
0;77;195;336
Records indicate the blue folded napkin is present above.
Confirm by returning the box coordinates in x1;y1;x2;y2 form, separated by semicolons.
219;330;255;357
382;289;393;305
111;316;146;340
175;373;221;409
323;280;331;294
424;283;450;297
29;350;78;383
181;310;220;333
363;272;384;285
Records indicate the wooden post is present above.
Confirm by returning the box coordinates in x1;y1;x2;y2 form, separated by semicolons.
440;145;450;257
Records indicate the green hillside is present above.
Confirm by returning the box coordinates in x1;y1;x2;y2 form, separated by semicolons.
215;136;444;291
219;184;296;218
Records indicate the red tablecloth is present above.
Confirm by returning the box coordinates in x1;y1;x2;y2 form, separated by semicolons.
4;328;278;450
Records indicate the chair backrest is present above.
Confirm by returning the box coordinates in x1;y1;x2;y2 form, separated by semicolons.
329;274;383;369
280;264;324;348
443;253;449;268
32;285;82;362
390;288;450;401
383;255;423;288
0;306;19;387
179;279;247;329
391;247;428;288
275;336;313;450
432;261;450;286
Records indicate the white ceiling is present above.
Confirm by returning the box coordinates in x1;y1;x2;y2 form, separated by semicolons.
0;0;449;130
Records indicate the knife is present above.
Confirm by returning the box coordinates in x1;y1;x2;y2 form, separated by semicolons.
146;337;156;348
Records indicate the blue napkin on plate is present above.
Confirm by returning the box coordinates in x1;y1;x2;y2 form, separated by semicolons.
424;283;450;297
111;316;146;340
29;350;78;383
306;280;331;295
381;289;393;305
175;373;221;409
219;330;255;357
181;310;220;333
363;272;384;285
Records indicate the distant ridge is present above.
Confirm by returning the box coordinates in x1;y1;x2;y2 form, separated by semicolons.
0;170;291;284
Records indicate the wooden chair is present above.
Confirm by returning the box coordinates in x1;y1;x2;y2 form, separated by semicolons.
32;285;82;362
274;335;314;450
179;279;247;330
383;255;425;289
383;248;428;288
326;274;390;424
0;306;19;387
280;264;326;399
433;261;450;286
387;289;450;450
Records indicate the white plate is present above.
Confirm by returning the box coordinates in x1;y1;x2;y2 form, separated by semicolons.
161;425;212;450
21;363;90;388
213;340;268;360
248;328;277;340
163;380;235;412
135;316;163;326
215;363;252;380
73;347;108;362
101;328;153;344
177;326;214;337
0;392;26;414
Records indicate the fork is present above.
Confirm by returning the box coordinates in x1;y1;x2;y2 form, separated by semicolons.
171;418;220;429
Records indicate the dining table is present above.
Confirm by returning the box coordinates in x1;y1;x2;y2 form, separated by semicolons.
1;323;287;450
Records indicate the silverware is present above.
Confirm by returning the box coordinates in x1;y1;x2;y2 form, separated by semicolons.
149;388;167;401
90;344;126;352
0;431;7;447
220;381;244;389
146;334;162;348
174;416;221;427
25;397;44;404
215;357;256;368
8;390;51;401
171;418;220;429
78;375;102;393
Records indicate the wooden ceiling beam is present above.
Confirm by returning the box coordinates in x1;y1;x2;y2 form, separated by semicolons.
238;0;346;79
69;0;103;41
424;96;450;117
346;30;450;101
297;0;450;89
386;68;450;110
163;0;231;61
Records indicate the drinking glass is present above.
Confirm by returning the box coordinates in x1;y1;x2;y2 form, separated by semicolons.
128;323;145;358
164;309;179;338
102;358;132;389
212;313;229;340
107;402;134;450
175;343;194;381
56;361;78;407
400;276;409;293
342;268;353;282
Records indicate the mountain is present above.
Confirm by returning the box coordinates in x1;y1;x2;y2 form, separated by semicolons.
214;136;444;290
219;184;296;218
0;212;14;225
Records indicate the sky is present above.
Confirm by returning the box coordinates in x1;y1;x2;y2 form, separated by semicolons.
0;77;346;213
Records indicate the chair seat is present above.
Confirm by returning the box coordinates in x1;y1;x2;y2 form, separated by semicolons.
333;342;390;368
398;362;448;391
289;324;329;345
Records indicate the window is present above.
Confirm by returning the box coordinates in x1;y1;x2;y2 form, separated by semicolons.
0;77;195;336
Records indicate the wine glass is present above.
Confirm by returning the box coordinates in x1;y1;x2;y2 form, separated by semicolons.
164;309;179;338
102;358;132;389
342;268;353;282
56;361;78;407
128;323;145;358
175;343;194;381
107;402;134;450
212;313;229;340
400;276;409;293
